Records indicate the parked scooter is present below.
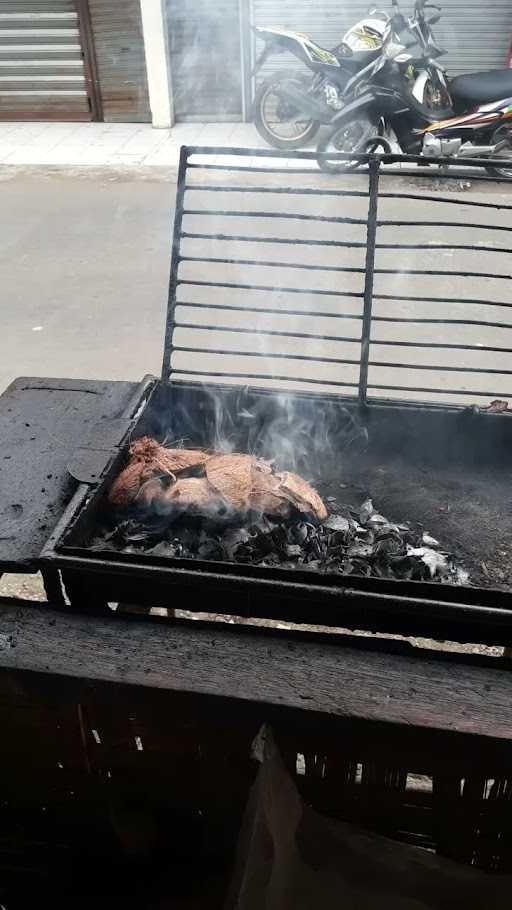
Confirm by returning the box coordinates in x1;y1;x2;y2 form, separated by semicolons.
317;0;512;178
252;12;393;148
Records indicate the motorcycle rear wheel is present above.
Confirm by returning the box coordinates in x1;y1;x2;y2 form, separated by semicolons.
253;73;320;149
317;116;379;174
485;129;512;180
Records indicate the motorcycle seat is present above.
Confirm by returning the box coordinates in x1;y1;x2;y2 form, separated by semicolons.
450;69;512;107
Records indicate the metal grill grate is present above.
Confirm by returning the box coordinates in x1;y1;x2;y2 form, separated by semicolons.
163;147;512;408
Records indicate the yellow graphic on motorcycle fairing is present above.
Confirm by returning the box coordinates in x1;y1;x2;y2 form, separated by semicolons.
308;43;340;65
351;27;382;49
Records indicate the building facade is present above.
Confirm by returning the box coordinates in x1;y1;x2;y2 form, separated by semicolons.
0;0;511;126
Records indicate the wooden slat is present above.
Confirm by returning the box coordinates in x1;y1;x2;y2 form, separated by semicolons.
2;601;512;757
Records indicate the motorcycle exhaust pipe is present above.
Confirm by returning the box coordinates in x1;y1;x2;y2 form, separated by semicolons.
458;142;496;158
276;79;333;124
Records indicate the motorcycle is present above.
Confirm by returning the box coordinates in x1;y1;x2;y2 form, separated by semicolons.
317;0;512;179
252;14;391;148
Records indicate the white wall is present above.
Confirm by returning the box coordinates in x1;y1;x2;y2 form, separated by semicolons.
140;0;174;128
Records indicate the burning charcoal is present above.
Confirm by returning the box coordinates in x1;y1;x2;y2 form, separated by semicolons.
456;567;470;585
222;527;251;558
359;498;374;524
407;546;449;579
198;538;224;560
285;544;303;559
373;534;403;559
292;522;308;545
367;513;388;530
347;542;374;558
146;541;177;557
323;515;350;533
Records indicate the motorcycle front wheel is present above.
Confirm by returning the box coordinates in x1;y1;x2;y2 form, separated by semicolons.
253;74;320;149
317;116;379;174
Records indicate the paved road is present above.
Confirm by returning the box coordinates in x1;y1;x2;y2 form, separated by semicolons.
2;165;512;409
1;169;175;394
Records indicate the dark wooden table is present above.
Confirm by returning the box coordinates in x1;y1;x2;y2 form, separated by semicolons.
1;377;512;902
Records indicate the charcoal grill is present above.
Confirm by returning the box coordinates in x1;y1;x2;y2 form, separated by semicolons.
42;146;512;646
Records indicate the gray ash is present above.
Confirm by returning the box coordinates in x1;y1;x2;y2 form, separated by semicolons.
90;496;468;585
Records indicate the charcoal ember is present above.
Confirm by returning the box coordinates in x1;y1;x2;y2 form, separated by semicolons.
292;522;309;545
285;544;303;559
367;513;389;530
222;527;251;558
359;498;374;525
323;515;350;533
372;532;404;559
198;538;224;560
146;540;179;557
347;542;374;558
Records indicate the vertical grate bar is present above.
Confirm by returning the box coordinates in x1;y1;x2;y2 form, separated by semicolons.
358;158;380;405
161;145;189;381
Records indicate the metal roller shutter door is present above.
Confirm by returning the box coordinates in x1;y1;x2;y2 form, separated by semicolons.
87;0;150;122
0;0;91;120
251;0;512;82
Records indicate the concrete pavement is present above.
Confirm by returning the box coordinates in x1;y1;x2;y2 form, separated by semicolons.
0;121;274;168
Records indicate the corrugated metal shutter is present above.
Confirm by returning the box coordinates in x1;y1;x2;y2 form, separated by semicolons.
0;0;90;119
88;0;150;122
166;0;243;121
251;0;512;82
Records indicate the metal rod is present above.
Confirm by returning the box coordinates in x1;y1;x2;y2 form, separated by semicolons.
184;208;367;225
373;316;512;330
172;345;360;365
374;292;512;310
369;360;512;375
186;185;370;198
180;254;365;274
180;254;510;282
161;146;188;381
174;322;360;343
186;182;512;211
368;383;512;398
182;233;512;254
176;301;362;320
182;232;368;249
179;279;364;298
169;368;359;387
359;159;380;405
371;338;512;354
378;220;512;233
183;145;512;168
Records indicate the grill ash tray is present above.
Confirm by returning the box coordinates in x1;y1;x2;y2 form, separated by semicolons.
42;380;512;646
